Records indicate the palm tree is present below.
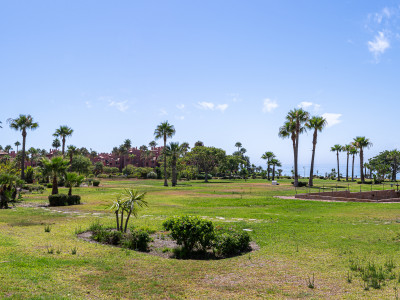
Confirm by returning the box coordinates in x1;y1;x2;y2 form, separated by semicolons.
349;147;358;181
194;141;204;147
261;151;275;180
14;141;20;153
278;108;309;187
40;156;69;195
235;142;242;152
270;158;281;181
52;138;61;151
7;115;39;180
165;142;183;186
305;116;327;186
154;121;176;187
331;144;342;181
65;172;84;196
180;142;190;155
53;126;73;157
149;140;157;148
67;145;78;164
353;137;373;184
28;147;40;166
343;144;353;182
4;145;12;153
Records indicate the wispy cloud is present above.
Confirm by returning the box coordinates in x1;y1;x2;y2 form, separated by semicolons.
298;101;321;113
175;115;185;120
365;6;399;61
197;102;229;112
262;99;278;113
85;101;92;109
108;100;129;112
176;104;185;110
322;113;342;128
368;31;390;59
159;109;168;116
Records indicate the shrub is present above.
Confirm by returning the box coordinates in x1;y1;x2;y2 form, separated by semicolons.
163;215;215;253
48;194;81;206
214;229;251;257
123;229;151;251
28;184;45;193
93;180;100;187
196;174;213;180
357;181;372;184
47;183;53;188
147;171;157;179
97;174;108;178
291;181;307;187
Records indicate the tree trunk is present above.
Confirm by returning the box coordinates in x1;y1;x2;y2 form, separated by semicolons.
68;187;72;196
52;175;58;195
352;155;355;181
293;137;298;187
336;151;340;181
124;210;132;233
346;152;349;181
21;131;27;180
115;210;120;231
360;148;364;183
393;164;397;182
308;130;317;187
172;159;177;186
120;210;124;231
267;160;270;180
204;171;209;183
163;137;168;187
62;137;66;157
272;165;276;180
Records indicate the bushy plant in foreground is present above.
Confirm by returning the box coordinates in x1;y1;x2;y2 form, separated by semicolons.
214;228;251;257
123;229;151;251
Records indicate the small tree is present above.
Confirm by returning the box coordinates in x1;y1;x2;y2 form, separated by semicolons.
110;189;147;233
65;172;85;196
40;157;69;195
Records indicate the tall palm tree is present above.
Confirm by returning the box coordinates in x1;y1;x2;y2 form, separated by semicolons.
53;126;73;157
235;142;242;152
331;144;342;181
343;144;352;182
278;108;309;187
14;141;20;153
7;114;39;179
154;121;176;187
261;151;275;180
165;142;183;186
349;147;358;181
270;158;281;181
306;116;327;186
353;137;373;183
52;138;61;151
4;145;12;153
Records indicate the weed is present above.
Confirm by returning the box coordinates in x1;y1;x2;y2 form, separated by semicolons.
44;225;51;233
347;271;352;283
47;246;54;254
56;248;61;254
74;226;84;235
71;247;77;255
306;274;315;289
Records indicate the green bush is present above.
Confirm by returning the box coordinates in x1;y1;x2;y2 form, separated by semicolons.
123;229;151;251
163;216;215;253
48;194;81;206
93;180;100;187
196;174;213;180
357;181;373;184
214;229;251;257
292;181;307;187
97;174;108;178
147;171;157;179
47;183;53;188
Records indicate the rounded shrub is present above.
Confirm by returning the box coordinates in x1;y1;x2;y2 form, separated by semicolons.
93;180;100;187
147;171;157;179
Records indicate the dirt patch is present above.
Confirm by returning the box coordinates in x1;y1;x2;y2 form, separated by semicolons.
77;231;259;259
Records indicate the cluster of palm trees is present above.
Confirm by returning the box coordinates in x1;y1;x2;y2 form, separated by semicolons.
261;152;281;180
278;108;373;187
331;137;372;183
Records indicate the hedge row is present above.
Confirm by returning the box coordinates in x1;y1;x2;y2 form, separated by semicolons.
48;194;81;206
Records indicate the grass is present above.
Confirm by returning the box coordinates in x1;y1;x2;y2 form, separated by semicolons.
1;178;400;298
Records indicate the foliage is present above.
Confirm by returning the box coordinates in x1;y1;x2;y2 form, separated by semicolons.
0;172;22;209
147;171;157;179
93;180;100;186
25;166;35;184
123;229;151;251
163;215;215;253
93;162;103;175
40;156;69;195
70;155;92;175
103;166;119;174
186;146;226;182
48;194;81;206
154;121;176;187
65;172;85;196
214;228;251;257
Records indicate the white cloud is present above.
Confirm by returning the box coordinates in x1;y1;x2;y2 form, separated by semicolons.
216;104;228;112
368;31;390;58
108;100;129;112
298;101;321;113
262;99;278;113
159;109;168;116
322;113;342;128
197;102;228;112
298;101;313;109
176;104;185;110
374;7;392;24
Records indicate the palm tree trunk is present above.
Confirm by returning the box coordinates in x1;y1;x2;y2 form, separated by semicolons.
272;165;276;180
336;151;340;181
21;131;27;180
308;131;317;187
172;159;177;186
62;137;66;157
120;210;124;231
352;155;355;181
293;137;298;187
267;160;270;180
52;175;58;195
115;210;120;231
360;149;364;183
124;210;132;233
163;137;168;186
346;152;349;181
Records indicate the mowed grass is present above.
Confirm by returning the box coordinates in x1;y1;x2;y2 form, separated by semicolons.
2;178;400;299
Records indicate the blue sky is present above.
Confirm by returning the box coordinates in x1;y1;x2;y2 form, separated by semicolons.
1;1;400;171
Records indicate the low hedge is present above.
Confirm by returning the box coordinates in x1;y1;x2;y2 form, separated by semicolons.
48;194;81;206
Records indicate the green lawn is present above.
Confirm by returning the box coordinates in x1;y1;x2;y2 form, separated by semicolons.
1;178;400;299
